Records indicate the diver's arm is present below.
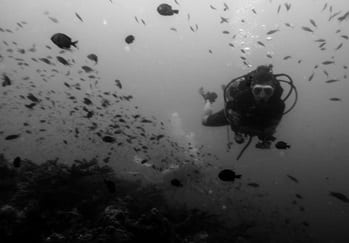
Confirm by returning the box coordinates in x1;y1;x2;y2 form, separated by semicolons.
201;100;213;125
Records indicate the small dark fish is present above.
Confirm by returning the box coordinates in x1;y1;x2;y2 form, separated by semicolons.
301;26;314;33
275;141;290;149
104;179;116;193
341;35;349;40
170;27;177;32
218;169;242;182
56;56;70;66
83;97;93;105
125;35;135;44
284;3;291;11
51;33;78;49
325;79;339;83
81;65;93;73
322;60;335;65
75;12;83;22
208;49;212;54
277;5;281;13
257;41;265;47
141;19;146;25
115;79;122;89
102;136;116;143
220;17;229;23
247;182;259;188
209;5;216;10
309;19;317;28
27;93;40;103
2;73;12;87
266;29;279;35
87;53;98;64
228;43;235;48
222;30;229;34
308;72;315;81
338;11;349;22
283;55;291;60
335;43;343;51
13;156;22;168
321;3;328;12
315;38;326;42
39;57;52;65
287;174;299;183
252;8;257;14
48;16;59;23
171;178;183;187
5;134;21;140
329;192;349;203
134;16;139;23
296;193;303;199
223;3;229;11
329;97;341;101
157;3;179;16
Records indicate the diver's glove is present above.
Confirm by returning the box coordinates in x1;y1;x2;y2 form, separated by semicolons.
198;87;218;103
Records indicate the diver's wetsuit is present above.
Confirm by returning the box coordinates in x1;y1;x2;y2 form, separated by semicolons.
204;78;285;138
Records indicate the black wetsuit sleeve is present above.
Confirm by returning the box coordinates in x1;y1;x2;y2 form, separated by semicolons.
203;109;230;127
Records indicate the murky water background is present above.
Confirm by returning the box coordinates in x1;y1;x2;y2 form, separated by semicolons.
1;0;349;242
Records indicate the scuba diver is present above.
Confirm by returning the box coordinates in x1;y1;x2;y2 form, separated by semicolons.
200;64;297;160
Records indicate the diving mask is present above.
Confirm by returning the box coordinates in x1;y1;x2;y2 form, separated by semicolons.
251;84;275;102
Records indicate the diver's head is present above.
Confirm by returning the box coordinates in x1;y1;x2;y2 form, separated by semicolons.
249;65;276;103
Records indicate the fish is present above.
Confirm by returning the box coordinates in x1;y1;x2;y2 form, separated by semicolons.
2;73;12;87
174;0;179;5
308;72;314;81
228;43;235;48
322;60;335;65
296;193;303;199
102;136;116;143
341;35;349;40
309;19;317;28
222;30;229;34
218;169;242;182
51;33;78;49
141;19;146;25
134;16;139;23
252;8;257;14
301;26;314;33
284;3;291;11
257;41;265;47
83;97;93;105
157;3;179;16
171;178;183;187
115;79;122;89
283;55;291;60
223;3;229;11
329;98;341;101
170;27;177;32
287;174;299;183
87;53;98;64
27;93;40;103
329;192;349;203
48;16;59;23
323;70;329;77
247;182;260;188
103;179;116;193
56;56;70;66
277;5;281;13
81;65;93;73
209;5;216;10
266;54;273;58
321;3;328;12
266;29;279;35
338;11;349;22
275;141;290;149
325;79;339;83
220;17;229;23
315;38;326;42
335;43;343;51
75;12;83;22
5;134;21;140
125;35;135;44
